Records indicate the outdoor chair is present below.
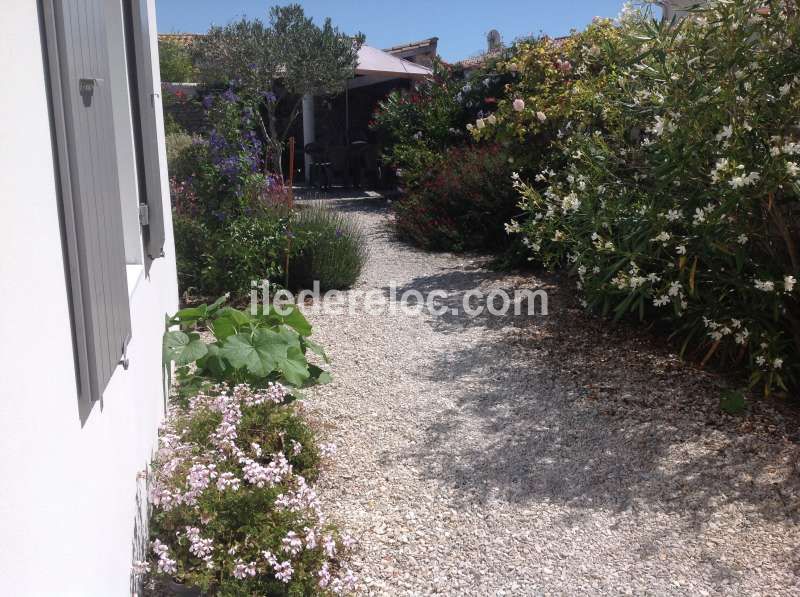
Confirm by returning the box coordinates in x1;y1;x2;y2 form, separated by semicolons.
346;129;370;188
304;142;332;190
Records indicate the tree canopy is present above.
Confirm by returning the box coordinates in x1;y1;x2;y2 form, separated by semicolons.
192;4;363;172
158;39;197;83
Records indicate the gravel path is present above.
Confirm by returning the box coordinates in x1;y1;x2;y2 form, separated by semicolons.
303;194;800;596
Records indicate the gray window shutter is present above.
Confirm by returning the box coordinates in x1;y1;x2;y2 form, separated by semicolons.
130;0;166;260
43;0;132;405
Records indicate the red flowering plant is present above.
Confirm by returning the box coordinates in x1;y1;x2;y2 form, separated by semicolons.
371;60;468;182
393;144;523;252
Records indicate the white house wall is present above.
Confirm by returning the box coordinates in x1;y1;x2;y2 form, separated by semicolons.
0;1;178;595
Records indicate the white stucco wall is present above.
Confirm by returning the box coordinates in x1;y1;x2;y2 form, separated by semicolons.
0;1;178;595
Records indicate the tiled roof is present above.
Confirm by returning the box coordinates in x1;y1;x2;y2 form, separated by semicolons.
383;37;439;54
158;33;203;47
458;49;503;69
457;34;572;69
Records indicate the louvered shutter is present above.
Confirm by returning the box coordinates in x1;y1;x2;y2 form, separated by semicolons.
130;0;166;260
43;0;132;404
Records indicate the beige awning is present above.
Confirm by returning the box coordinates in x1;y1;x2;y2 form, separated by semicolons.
355;45;433;80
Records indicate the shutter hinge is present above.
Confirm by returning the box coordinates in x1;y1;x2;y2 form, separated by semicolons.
138;203;149;226
119;342;130;371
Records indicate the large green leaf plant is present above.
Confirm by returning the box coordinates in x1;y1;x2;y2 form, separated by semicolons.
164;295;330;393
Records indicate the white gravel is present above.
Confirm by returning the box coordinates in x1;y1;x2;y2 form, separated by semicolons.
302;194;800;596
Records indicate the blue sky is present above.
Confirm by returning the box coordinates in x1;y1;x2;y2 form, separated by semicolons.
156;1;657;62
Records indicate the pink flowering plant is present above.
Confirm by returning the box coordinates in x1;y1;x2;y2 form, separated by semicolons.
140;383;357;595
509;1;800;394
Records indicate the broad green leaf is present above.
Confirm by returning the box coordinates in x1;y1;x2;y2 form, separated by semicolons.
197;343;227;378
280;306;313;337
303;338;329;363
278;345;311;387
308;364;332;385
174;306;207;322
211;316;238;341
218;307;251;327
164;331;208;366
276;325;302;347
220;330;288;377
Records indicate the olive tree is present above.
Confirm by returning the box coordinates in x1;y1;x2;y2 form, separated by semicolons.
193;4;363;172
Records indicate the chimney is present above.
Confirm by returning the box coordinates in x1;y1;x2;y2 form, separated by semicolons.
487;29;502;52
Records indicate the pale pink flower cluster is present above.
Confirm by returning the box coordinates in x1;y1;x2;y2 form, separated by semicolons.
318;561;332;588
262;550;294;583
184;463;217;505
146;383;358;592
336;568;359;594
152;539;177;575
323;534;337;558
210;394;242;453
185;526;215;569
150;483;180;511
216;471;241;492
235;382;288;406
275;475;323;520
282;530;303;556
240;452;292;488
232;558;257;579
305;526;318;549
319;562;358;594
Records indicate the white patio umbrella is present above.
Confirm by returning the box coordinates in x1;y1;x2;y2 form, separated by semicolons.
303;44;433;181
354;45;433;80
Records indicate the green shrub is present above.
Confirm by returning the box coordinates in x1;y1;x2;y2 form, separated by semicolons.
289;204;368;292
172;213;210;295
166;131;197;179
158;39;197;83
393;144;523;252
167;87;301;303
173;211;291;301
212;214;290;298
371;61;468;167
509;2;800;394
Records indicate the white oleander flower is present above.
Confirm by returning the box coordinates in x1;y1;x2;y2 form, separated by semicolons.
785;275;797;293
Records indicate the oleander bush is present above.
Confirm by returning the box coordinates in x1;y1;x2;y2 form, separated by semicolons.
392;143;522;252
506;1;800;394
371;60;470;177
288;203;369;292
